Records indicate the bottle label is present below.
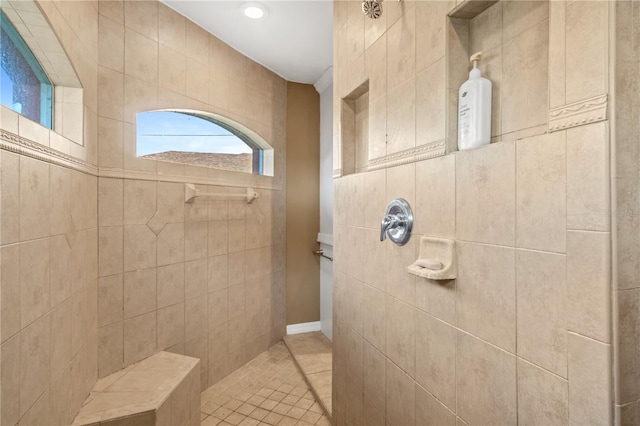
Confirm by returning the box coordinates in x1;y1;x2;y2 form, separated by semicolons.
459;89;475;141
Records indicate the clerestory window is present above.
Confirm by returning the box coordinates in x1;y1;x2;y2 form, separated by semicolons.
136;110;274;176
0;10;53;128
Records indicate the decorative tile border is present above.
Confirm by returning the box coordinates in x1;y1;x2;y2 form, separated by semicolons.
1;129;97;175
549;94;608;132
367;139;447;171
1;129;283;190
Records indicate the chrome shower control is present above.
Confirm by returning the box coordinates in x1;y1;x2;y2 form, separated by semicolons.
380;198;413;246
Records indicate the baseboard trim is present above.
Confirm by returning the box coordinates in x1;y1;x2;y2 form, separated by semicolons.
286;321;321;335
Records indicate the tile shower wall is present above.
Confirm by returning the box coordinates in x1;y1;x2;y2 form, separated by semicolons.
94;0;288;392
1;1;101;425
332;1;614;425
614;1;640;423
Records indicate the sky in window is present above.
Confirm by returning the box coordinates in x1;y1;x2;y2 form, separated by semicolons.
136;111;253;156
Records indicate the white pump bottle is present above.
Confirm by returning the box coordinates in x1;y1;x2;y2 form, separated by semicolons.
457;51;492;151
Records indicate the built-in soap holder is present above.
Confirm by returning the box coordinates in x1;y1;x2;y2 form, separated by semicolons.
407;237;457;280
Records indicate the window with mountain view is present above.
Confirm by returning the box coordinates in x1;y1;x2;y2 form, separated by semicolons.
136;110;274;176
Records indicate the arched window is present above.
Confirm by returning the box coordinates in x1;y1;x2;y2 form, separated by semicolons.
0;10;53;128
136;110;274;176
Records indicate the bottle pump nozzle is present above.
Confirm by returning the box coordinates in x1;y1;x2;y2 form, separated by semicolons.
470;51;483;69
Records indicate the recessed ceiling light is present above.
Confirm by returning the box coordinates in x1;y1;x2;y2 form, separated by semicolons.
243;3;266;19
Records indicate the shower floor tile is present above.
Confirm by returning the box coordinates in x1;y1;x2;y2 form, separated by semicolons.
201;342;331;426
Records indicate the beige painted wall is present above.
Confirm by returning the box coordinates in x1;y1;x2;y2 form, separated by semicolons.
332;1;616;425
286;83;321;325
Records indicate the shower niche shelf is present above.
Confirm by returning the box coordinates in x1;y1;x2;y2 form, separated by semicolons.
408;237;457;280
340;80;370;176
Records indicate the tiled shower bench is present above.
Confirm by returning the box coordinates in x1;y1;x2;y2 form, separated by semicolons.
71;352;201;426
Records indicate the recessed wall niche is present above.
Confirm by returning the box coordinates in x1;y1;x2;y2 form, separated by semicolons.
445;0;550;152
340;80;369;176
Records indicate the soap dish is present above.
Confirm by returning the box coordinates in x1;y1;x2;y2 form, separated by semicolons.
407;237;456;280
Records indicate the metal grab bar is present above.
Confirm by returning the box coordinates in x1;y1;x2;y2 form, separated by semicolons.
313;249;333;262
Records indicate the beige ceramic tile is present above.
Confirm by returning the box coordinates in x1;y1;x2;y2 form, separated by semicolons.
456;241;516;352
207;255;228;293
566;122;610;231
157;303;185;350
415;275;456;326
415;383;456;426
123;225;156;272
363;284;386;352
124;1;158;40
99;274;124;327
469;1;502;53
385;295;415;377
99;321;124;377
502;0;549;41
49;165;71;236
548;0;566;109
565;1;608;104
456;332;516;425
123;78;158;127
386;77;416;155
343;275;363;335
1;334;20;426
98;116;124;169
157;222;185;266
385;233;417;304
367;95;387;162
205;221;230;256
0;151;20;245
365;34;386;101
20;314;51;418
124;268;157;319
415;1;451;72
98;14;124;72
386;5;415;91
20;156;50;241
183;221;207;260
416;58;446;146
185;296;207;342
99;226;123;277
158;3;185;52
124;29;158;84
385;359;415;426
568;332;612;425
501;21;549;135
415;154;455;238
616;178;640;290
616;289;639;404
566;231;611;343
363;341;385;416
20;388;51;426
1;244;20;342
361;169;386;231
157;182;184;224
415;311;456;410
456;141;516;246
516;249;567;377
516;132;566;252
98;66;124;120
124;311;157;366
49;365;71;425
123;179;156;225
20;238;50;328
99;178;123;227
157;262;185;310
50;300;72;379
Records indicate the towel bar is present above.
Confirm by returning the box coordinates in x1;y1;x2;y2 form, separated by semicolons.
185;183;259;204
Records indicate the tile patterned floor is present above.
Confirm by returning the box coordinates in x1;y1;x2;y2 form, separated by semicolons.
200;342;331;426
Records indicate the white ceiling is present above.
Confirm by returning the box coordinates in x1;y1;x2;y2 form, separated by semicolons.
160;0;333;85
